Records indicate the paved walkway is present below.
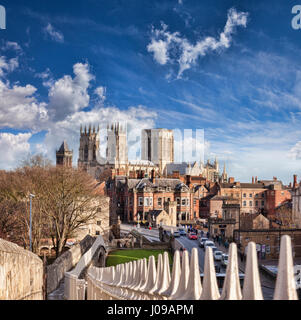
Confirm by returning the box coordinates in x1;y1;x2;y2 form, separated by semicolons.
47;279;65;300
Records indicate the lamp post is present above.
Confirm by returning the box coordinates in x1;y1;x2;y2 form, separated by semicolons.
137;213;140;229
29;193;35;252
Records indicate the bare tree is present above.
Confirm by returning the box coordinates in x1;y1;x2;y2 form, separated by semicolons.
41;166;103;257
275;202;294;228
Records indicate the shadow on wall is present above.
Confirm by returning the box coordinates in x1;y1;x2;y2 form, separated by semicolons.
46;235;96;294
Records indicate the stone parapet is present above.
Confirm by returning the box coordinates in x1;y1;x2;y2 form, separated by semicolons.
0;239;43;300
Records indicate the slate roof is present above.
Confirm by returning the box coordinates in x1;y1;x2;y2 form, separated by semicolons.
58;141;70;153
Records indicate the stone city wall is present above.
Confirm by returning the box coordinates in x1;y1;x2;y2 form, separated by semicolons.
0;239;43;300
46;235;95;294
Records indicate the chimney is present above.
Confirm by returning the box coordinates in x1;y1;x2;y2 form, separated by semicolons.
228;177;235;183
252;176;254;184
289;182;292;188
186;175;191;188
273;177;277;181
255;176;258;183
235;181;240;187
293;175;298;190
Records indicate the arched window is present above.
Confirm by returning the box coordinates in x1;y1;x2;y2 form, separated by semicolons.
84;145;88;161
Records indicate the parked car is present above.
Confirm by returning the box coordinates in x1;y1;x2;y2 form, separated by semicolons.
221;254;229;267
173;231;180;238
199;237;208;248
178;228;186;236
204;240;215;250
214;250;223;261
188;233;198;240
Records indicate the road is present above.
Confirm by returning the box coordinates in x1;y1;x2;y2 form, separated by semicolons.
175;234;275;300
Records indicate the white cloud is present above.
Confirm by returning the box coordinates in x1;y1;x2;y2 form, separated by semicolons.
147;8;248;77
43;23;64;43
1;41;22;52
48;62;94;120
0;133;32;169
0;56;19;77
94;86;106;101
289;141;301;160
0;80;48;130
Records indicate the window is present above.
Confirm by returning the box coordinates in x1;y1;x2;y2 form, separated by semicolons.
261;201;265;206
186;198;190;206
249;193;252;198
243;193;246;198
193;199;196;205
97;221;102;226
158;198;162;206
95;231;100;236
176;198;180;206
149;197;153;206
243;201;246;207
182;198;186;206
167;198;171;202
144;197;150;206
138;197;143;206
255;201;258;206
249;201;253;206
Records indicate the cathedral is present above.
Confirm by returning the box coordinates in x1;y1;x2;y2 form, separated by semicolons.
56;123;228;183
77;123;160;179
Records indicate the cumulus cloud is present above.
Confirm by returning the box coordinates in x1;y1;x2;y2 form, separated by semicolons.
48;62;94;120
0;80;48;130
0;133;32;169
43;23;64;43
147;8;248;77
289;141;301;160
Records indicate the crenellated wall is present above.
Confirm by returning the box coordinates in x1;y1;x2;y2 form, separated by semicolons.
0;239;43;300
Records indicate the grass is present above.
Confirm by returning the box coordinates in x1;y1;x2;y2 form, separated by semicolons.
106;249;173;267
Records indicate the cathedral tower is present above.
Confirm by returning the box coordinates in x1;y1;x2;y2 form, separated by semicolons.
56;141;73;167
106;123;128;169
78;124;100;171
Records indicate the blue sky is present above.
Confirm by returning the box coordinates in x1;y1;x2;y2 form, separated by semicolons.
0;0;301;184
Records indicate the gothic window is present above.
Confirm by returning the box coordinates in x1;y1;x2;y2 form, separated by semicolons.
93;145;96;160
84;145;88;161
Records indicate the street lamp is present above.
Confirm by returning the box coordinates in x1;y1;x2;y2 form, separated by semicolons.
29;193;35;252
137;213;140;229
